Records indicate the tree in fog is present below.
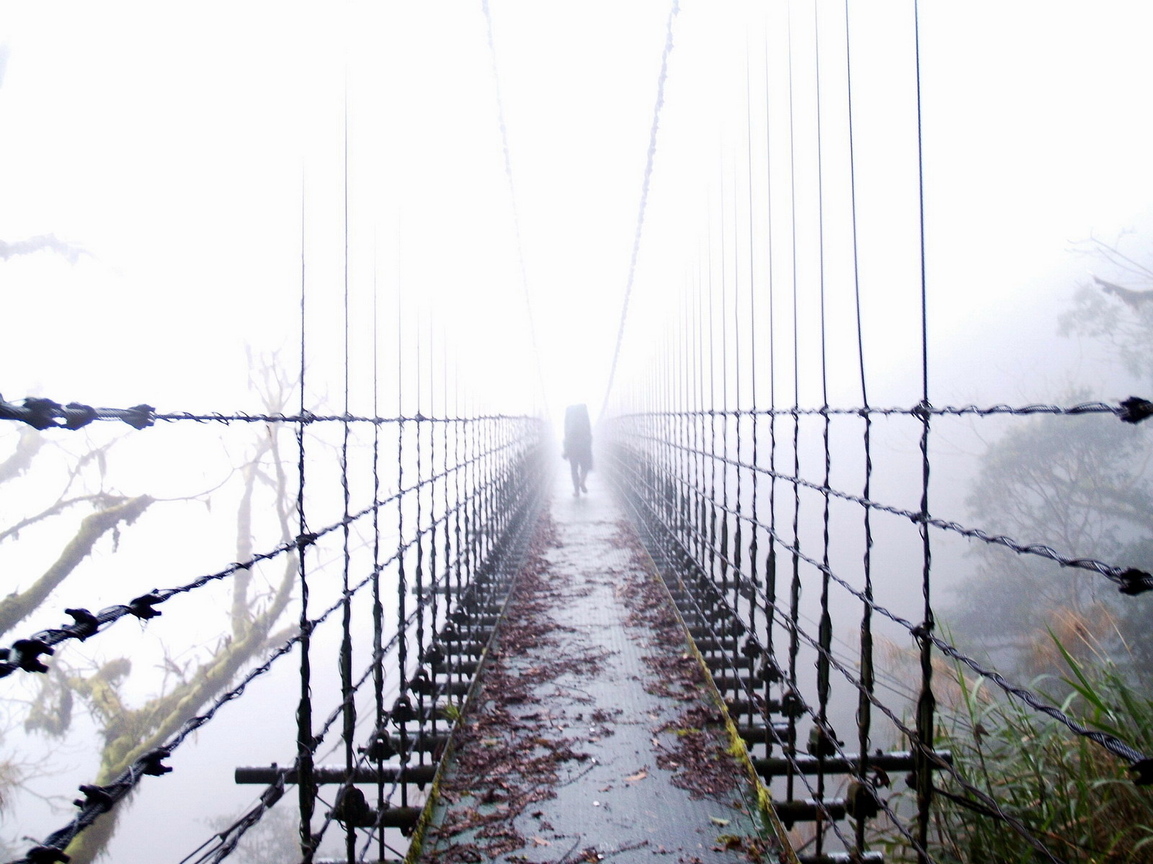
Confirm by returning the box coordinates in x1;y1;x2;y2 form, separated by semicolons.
951;235;1153;677
2;356;301;863
206;805;299;864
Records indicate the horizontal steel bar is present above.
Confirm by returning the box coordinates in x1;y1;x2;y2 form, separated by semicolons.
234;765;436;786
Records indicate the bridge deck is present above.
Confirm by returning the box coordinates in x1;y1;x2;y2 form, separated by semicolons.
411;473;790;863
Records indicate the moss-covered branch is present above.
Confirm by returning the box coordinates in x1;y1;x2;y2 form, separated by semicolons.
0;495;152;638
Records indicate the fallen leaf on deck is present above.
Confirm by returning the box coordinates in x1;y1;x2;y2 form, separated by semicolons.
709;816;730;827
625;769;648;782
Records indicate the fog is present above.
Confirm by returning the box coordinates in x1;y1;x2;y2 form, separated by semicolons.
2;1;1152;860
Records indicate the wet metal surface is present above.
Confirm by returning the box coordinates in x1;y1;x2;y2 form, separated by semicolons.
414;474;783;863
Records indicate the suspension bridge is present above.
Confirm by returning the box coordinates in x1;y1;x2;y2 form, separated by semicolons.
2;3;1152;864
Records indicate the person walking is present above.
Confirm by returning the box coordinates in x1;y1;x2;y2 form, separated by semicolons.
562;403;593;496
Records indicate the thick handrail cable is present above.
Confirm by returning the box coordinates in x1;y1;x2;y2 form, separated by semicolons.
18;515;460;864
610;448;1086;864
621;431;1153;594
612;439;1153;777
609;398;1153;422
0;428;540;678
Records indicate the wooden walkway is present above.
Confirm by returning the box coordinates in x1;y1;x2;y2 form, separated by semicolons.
410;474;792;863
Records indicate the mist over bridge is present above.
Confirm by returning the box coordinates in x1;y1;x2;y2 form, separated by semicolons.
2;3;1153;864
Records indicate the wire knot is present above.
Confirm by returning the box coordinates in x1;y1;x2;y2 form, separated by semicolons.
911;400;933;421
295;532;318;551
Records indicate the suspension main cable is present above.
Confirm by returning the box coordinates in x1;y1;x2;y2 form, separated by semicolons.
479;0;548;413
600;0;681;418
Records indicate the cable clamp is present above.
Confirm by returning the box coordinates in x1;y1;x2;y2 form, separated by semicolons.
1120;396;1153;424
9;639;54;673
756;656;782;684
360;728;397;761
122;404;155;430
409;670;435;696
140;748;172;776
1130;758;1153;786
391;695;416;724
73;784;114;813
1118;568;1153;596
779;689;805;719
63;403;97;430
65;608;99;639
330;786;377;828
845;779;881;821
127;593;163;620
22;398;63;430
807;725;843;758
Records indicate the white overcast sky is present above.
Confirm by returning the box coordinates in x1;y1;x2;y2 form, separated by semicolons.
1;1;1151;422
